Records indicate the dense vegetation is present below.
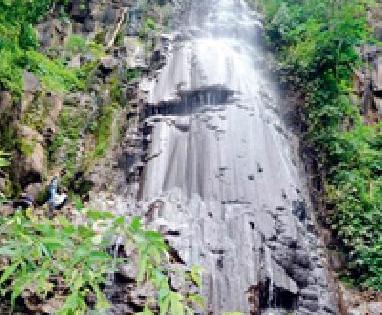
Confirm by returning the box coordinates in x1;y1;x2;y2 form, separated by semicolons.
0;0;81;95
257;0;382;289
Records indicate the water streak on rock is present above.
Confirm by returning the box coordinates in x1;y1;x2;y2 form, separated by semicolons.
133;0;338;313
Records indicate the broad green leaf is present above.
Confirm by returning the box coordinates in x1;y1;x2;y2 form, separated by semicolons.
169;292;184;315
130;216;142;232
159;296;170;315
86;210;115;221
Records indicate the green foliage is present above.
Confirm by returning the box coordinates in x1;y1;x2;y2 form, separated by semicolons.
126;68;142;82
0;209;203;314
326;124;382;288
17;138;36;157
190;265;202;288
144;17;156;31
0;48;24;94
26;50;82;92
0;150;11;201
114;30;124;47
0;150;10;169
49;86;114;188
65;35;87;54
80;102;118;175
139;17;157;39
48;106;88;186
258;0;382;289
0;209;113;313
0;0;82;94
94;31;106;45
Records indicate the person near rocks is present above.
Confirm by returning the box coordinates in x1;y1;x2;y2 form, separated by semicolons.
48;176;67;211
48;176;58;211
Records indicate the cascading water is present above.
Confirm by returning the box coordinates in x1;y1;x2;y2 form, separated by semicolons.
133;0;338;313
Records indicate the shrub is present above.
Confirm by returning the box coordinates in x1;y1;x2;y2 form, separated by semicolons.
0;209;203;314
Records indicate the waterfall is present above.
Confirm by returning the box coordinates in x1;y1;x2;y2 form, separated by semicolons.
131;0;338;313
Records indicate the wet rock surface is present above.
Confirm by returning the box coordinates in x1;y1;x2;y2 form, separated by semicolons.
115;0;340;313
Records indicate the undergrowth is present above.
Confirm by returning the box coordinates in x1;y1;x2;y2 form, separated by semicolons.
0;0;80;95
0;208;204;314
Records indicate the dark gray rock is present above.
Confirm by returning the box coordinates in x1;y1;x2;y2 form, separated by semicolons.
300;288;319;301
300;299;319;313
295;249;311;269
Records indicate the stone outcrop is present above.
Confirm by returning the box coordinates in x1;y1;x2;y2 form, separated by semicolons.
0;91;12;113
21;71;41;117
15;125;45;188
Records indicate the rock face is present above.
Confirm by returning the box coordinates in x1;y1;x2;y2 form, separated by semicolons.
117;0;339;313
0;91;12;113
16;125;45;187
21;71;41;117
23;71;41;93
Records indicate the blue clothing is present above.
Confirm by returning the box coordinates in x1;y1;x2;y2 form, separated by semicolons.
48;177;58;209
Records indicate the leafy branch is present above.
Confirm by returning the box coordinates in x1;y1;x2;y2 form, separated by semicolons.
0;208;204;314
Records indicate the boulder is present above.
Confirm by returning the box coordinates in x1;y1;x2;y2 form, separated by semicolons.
294;249;311;269
21;72;41;117
103;7;119;24
368;302;382;314
47;94;64;122
375;25;382;42
0;202;15;216
128;282;156;308
23;71;41;93
300;288;319;301
68;54;82;68
374;96;382;114
348;303;382;315
24;183;43;201
70;0;88;22
372;55;382;94
0;91;12;113
37;19;70;48
119;262;138;281
84;18;96;32
100;55;118;71
300;299;319;313
16;125;45;187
